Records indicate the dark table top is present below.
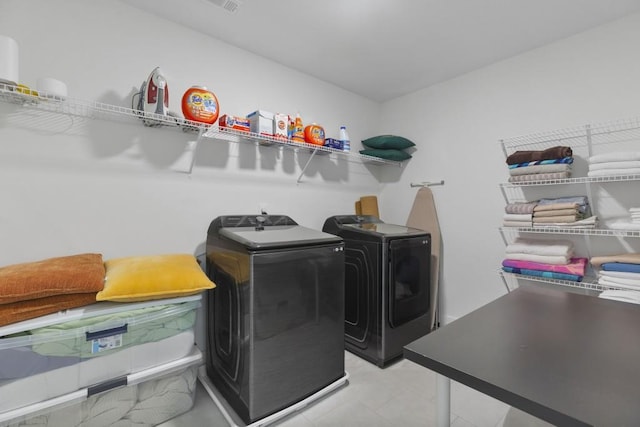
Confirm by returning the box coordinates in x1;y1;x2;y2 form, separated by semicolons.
404;285;640;427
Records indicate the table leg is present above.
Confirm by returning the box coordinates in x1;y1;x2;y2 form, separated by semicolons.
437;374;451;427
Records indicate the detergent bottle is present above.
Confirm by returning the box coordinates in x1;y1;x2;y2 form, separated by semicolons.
339;126;350;152
292;113;305;143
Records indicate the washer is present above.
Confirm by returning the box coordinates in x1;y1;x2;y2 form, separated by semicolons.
323;215;432;367
205;215;345;424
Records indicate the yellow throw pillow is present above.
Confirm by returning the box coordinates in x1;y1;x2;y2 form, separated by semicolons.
98;254;215;302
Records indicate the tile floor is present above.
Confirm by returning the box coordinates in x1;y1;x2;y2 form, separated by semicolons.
162;351;553;427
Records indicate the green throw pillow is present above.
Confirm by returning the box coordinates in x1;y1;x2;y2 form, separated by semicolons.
362;135;415;150
359;149;412;161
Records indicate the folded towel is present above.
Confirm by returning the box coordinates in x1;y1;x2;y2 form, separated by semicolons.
601;262;640;273
503;213;533;221
0;254;105;305
587;168;640;177
537;196;590;215
598;277;640;290
508;157;573;169
502;266;582;282
508;171;571;182
533;208;579;217
531;216;597;228
598;289;640;304
599;270;640;280
591;253;640;268
533;202;580;212
506;238;573;256
608;221;640;231
0;293;98;327
533;215;580;223
506;146;573;165
589;151;640;164
508;163;571;176
502;220;533;228
537;196;588;206
596;274;640;287
503;257;587;276
505;202;538;214
588;160;640;171
503;253;570;265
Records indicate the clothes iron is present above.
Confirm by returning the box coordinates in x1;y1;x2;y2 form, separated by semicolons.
134;67;171;127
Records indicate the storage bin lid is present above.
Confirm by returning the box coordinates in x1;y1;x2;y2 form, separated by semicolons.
342;222;428;238
0;294;201;337
220;225;342;249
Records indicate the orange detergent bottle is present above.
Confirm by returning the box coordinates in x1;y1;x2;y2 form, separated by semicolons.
291;113;305;143
181;86;219;124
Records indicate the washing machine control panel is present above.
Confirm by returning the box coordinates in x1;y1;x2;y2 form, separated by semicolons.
213;215;298;229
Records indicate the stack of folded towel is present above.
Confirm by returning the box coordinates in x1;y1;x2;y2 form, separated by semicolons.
503;196;597;229
502;237;587;281
502;202;537;227
506;146;573;183
532;196;597;229
590;253;640;290
608;207;640;231
588;151;640;177
598;289;640;304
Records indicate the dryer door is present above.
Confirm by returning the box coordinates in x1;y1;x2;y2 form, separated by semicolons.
388;236;431;328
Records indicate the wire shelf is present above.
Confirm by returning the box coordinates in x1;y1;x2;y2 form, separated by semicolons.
0;82;402;168
500;174;640;188
498;271;612;293
202;126;399;165
498;227;640;238
499;114;640;153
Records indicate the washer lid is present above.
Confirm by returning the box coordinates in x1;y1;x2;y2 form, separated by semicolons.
219;225;342;249
342;222;427;237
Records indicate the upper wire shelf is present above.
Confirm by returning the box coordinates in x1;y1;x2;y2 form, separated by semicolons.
499;173;640;187
499;115;640;153
201;126;399;165
498;227;640;238
0;82;401;167
0;82;207;131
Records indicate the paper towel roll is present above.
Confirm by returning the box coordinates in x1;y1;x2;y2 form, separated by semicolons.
359;195;379;218
0;35;18;84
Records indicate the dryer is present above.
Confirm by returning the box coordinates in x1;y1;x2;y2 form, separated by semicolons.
205;215;345;424
323;215;432;367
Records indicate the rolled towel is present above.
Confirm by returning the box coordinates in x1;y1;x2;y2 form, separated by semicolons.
506;146;572;165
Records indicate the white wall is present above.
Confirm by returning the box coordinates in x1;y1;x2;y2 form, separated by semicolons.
0;0;390;265
3;1;640;325
380;12;640;322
